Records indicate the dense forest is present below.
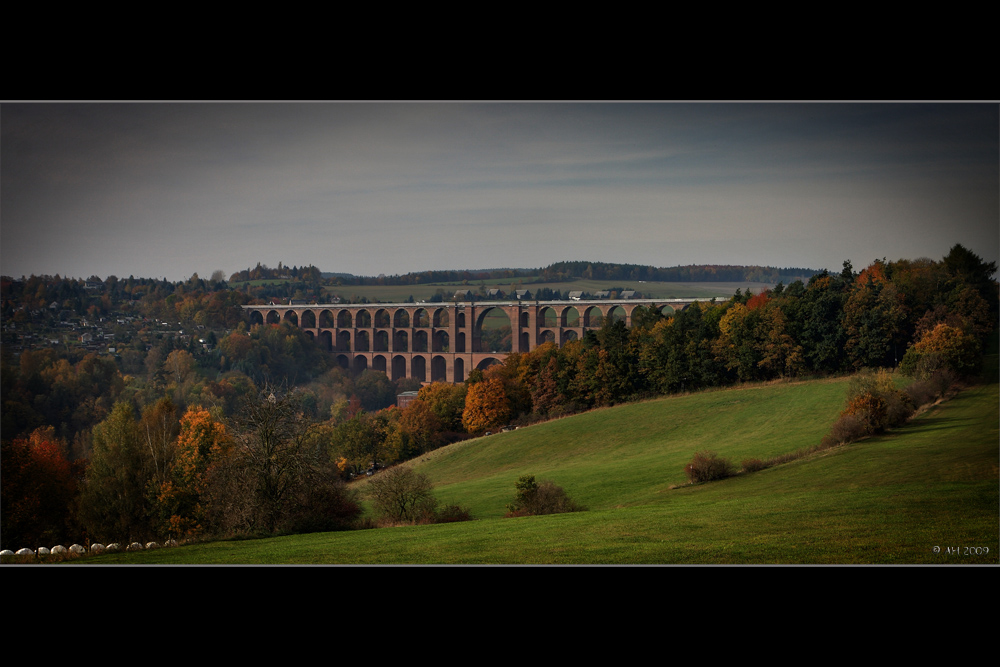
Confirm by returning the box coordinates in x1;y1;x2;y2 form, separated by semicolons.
1;245;996;550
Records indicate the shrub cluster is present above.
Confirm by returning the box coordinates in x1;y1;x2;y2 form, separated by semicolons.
364;466;474;526
505;474;583;517
822;369;914;446
432;504;474;524
683;451;734;483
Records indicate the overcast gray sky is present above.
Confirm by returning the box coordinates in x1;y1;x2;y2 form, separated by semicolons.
2;102;996;282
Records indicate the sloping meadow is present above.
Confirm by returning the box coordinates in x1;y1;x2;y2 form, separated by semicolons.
76;373;998;564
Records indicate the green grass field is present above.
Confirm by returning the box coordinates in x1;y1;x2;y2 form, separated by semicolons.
72;365;999;565
323;280;758;303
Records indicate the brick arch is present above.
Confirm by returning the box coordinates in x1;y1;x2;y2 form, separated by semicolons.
413;308;430;328
266;310;280;324
394;309;410;328
560;306;580;327
319;309;335;327
474;306;512;353
337;309;352;327
356;330;370;352
374;309;391;328
250;311;265;326
539;307;558;327
583;306;603;327
356;310;371;328
413;330;428;352
353;356;368;374
300;310;316;328
476;357;502;371
283;310;298;326
392;355;407;381
411;355;427;382
433;307;450;327
431;355;447;382
607;305;626;324
433;330;450;352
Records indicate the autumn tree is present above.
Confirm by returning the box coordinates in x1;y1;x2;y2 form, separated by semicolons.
331;410;391;474
1;426;82;549
417;381;468;433
843;263;908;369
396;399;444;455
462;375;512;433
164;349;196;386
900;323;982;379
155;406;230;538
714;302;767;382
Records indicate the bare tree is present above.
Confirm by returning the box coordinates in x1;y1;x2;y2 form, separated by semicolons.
365;466;437;523
227;383;311;533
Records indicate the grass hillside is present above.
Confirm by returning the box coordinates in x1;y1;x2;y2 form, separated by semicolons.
75;364;999;565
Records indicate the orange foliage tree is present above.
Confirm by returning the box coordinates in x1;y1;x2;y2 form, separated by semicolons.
462;376;511;433
156;406;230;538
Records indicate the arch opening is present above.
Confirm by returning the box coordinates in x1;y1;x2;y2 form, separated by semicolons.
475;307;512;353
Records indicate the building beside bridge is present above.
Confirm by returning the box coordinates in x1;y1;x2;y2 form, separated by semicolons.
243;298;718;384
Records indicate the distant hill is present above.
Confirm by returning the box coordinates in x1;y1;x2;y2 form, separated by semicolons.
325;261;820;287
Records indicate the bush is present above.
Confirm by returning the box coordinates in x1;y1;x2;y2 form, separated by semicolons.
433;504;474;524
841;369;913;435
505;474;582;517
822;412;868;446
278;475;362;535
365;466;437;524
740;458;766;473
683;451;734;483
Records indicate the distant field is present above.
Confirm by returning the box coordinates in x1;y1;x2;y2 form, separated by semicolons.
71;367;999;565
323;280;767;303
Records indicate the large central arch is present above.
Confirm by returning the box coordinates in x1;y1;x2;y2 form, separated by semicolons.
474;307;512;353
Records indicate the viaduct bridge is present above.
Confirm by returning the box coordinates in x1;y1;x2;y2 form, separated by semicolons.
242;298;718;384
